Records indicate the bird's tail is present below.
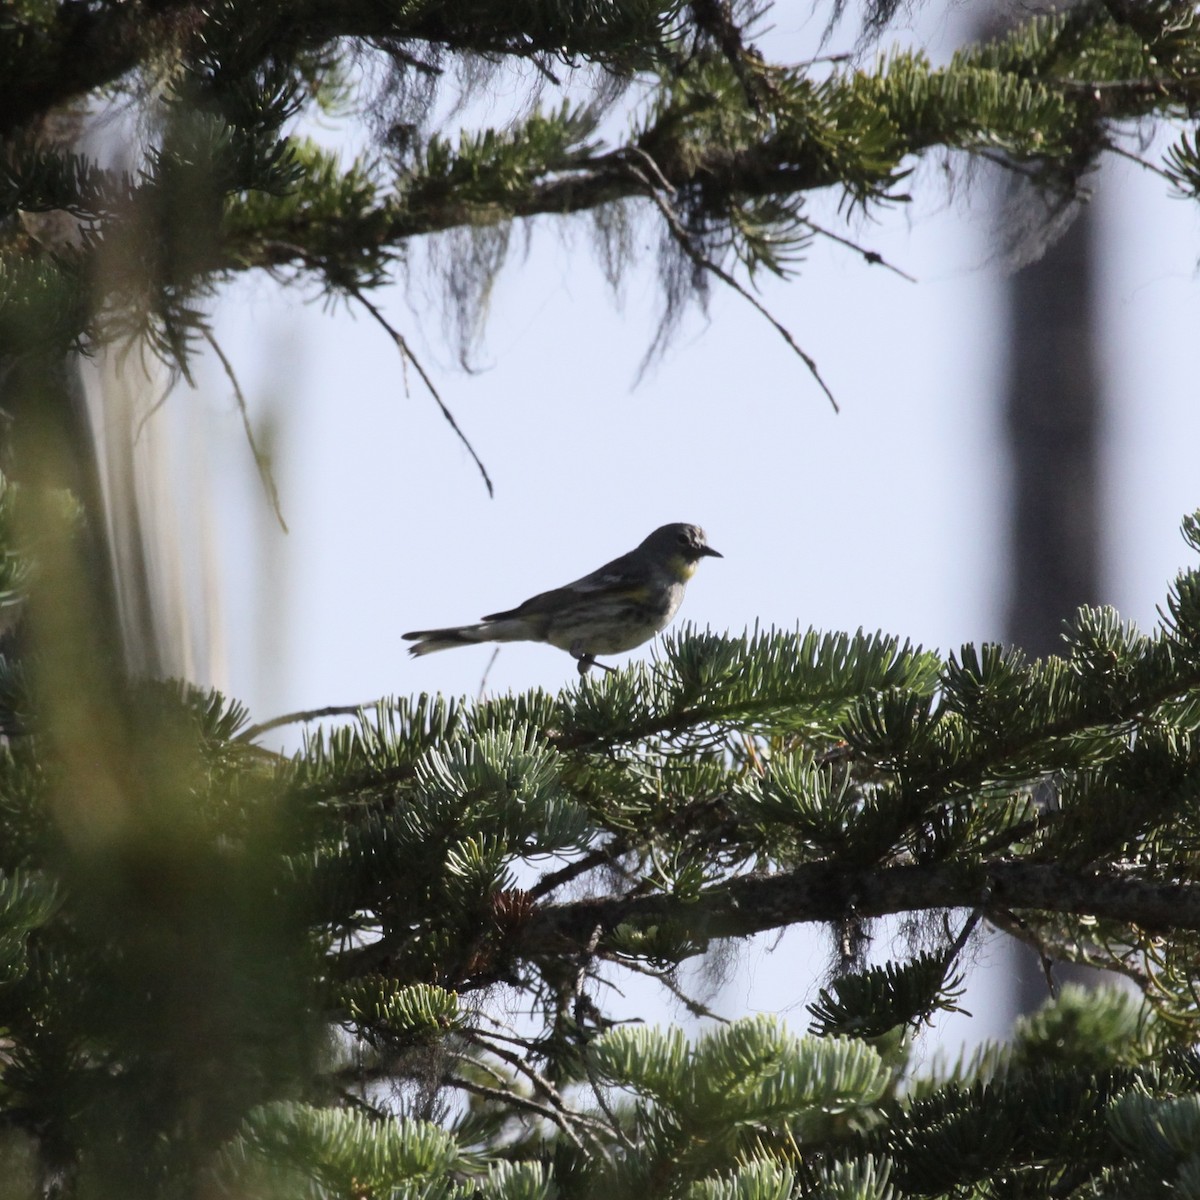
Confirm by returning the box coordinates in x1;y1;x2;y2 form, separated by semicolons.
402;619;528;657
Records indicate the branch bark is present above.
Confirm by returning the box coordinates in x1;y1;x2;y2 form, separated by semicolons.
524;860;1200;953
336;859;1200;982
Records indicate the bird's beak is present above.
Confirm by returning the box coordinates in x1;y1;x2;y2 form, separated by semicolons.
700;544;722;559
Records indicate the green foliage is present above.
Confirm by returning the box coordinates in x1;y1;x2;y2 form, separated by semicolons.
0;141;132;222
688;1159;798;1200
2;477;1200;1194
807;953;966;1039
590;1017;890;1118
482;1161;554;1200
3;0;1200;383
412;102;604;210
232;1103;472;1199
573;1020;889;1200
5;0;1200;1191
1107;1091;1200;1197
0;868;58;981
1011;984;1158;1072
339;979;463;1042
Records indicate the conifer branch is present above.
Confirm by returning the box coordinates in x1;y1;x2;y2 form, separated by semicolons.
335;861;1200;982
525;862;1200;959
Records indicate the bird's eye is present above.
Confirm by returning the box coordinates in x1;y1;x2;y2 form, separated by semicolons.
677;533;690;545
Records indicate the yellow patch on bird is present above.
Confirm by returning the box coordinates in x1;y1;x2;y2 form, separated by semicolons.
668;555;697;581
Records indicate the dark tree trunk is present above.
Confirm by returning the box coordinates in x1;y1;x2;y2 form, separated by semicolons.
1001;199;1104;1015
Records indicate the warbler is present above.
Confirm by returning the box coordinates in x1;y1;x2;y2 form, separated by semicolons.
404;523;721;675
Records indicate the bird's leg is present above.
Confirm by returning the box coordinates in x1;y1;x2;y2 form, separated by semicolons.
579;656;617;676
570;644;616;676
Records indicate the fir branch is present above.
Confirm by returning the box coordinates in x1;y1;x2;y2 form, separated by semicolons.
524;861;1200;959
336;860;1200;982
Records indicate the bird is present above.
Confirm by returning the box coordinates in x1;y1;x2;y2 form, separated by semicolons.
403;523;722;675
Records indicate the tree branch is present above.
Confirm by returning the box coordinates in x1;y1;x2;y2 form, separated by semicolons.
336;859;1200;981
0;0;675;137
526;861;1200;955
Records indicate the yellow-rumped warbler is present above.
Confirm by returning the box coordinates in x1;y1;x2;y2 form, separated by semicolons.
403;523;721;675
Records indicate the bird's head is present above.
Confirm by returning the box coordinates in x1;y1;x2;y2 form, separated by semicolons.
642;523;722;579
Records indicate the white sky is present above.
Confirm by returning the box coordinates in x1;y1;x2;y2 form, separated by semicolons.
143;1;1200;1057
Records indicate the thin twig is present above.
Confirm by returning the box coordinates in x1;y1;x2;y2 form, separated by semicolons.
621;146;677;196
801;217;917;282
447;1076;587;1149
991;908;1058;999
528;838;635;901
199;325;289;533
987;908;1153;993
258;238;494;497
944;907;982;967
1104;140;1179;185
791;51;853;70
613;956;731;1023
1055;77;1180;95
132;366;180;443
387;48;444;77
573;924;604;1005
584;1058;636;1152
463;1031;612;1147
531;56;563;86
974;148;1055;182
625;160;840;412
335;1088;391;1120
478;647;500;701
348;286;495;497
237;700;381;743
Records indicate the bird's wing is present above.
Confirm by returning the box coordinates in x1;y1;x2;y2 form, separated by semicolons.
483;550;645;621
